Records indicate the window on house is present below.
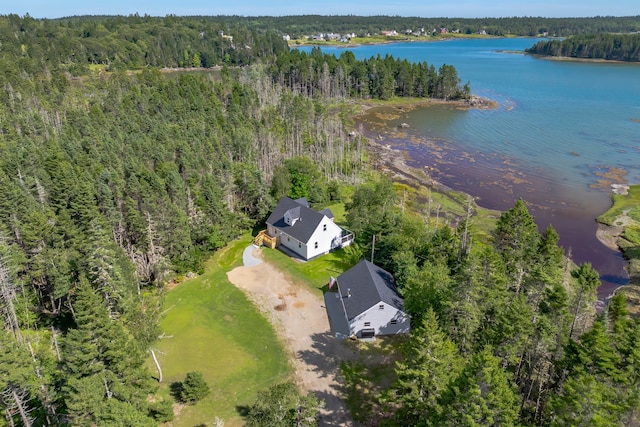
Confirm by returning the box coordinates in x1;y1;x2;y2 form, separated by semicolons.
364;322;371;327
390;319;398;325
298;242;301;248
379;304;384;310
287;236;290;242
323;224;327;231
314;242;318;249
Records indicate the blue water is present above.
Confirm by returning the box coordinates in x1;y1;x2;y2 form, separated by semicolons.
300;39;640;296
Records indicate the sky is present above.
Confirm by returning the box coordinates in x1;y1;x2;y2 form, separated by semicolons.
0;0;638;19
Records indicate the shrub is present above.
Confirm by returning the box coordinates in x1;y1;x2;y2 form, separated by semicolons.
149;399;175;423
180;371;210;404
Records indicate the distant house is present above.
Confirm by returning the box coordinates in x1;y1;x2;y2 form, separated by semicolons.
262;196;353;260
325;260;410;339
219;31;233;42
381;30;398;37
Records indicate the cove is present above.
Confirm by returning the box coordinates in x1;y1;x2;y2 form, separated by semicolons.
299;39;640;299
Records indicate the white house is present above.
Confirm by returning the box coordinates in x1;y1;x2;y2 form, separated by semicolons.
265;197;353;260
325;260;410;339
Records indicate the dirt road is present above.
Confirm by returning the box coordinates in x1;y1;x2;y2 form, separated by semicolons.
227;246;354;426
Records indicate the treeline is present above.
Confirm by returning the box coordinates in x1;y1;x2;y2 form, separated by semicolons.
201;14;640;38
527;33;640;62
342;181;640;426
270;48;470;100
0;14;470;101
0;14;288;73
3;13;640;77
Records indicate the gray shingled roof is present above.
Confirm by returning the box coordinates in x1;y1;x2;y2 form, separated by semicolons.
337;260;405;321
266;196;333;244
318;208;334;219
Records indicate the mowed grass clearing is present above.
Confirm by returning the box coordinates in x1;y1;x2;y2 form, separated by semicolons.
261;245;352;294
151;234;291;426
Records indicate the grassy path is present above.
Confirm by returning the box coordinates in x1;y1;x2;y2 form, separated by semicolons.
151;235;291;426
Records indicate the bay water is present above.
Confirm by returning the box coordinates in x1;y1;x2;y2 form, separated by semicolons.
300;39;640;298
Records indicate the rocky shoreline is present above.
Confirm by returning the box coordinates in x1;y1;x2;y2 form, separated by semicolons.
356;97;635;304
596;222;625;252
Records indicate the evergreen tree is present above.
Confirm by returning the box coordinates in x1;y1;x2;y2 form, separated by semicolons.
245;382;322;427
180;371;210;404
569;263;600;340
389;309;462;426
548;372;624;427
401;260;452;324
60;277;154;426
0;331;37;427
493;199;541;293
437;347;520;427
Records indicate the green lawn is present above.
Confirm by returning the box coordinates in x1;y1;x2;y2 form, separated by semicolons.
151;234;291;426
597;185;640;230
260;245;353;293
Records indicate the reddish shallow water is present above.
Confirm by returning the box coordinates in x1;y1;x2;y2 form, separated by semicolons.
360;111;628;302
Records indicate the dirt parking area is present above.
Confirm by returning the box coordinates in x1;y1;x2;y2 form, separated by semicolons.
227;246;354;426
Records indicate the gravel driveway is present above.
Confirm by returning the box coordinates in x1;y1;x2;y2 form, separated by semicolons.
227;246;354;426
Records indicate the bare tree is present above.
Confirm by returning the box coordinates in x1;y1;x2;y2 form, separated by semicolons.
0;254;23;344
150;349;163;383
1;385;33;427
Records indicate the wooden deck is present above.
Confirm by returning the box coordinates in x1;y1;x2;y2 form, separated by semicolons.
254;230;278;249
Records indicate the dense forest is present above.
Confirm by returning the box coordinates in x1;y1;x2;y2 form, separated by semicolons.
526;33;640;61
0;13;636;426
270;48;470;100
343;186;640;426
0;13;379;424
0;14;289;72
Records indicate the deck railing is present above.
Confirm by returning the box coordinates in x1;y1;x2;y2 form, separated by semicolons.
340;228;354;246
254;230;277;248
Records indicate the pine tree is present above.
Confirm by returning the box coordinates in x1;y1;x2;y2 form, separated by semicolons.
245;382;322;427
548;372;624;427
437;347;520;427
180;371;210;404
569;263;600;340
60;277;154;426
389;308;462;426
493;199;540;293
0;331;37;427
